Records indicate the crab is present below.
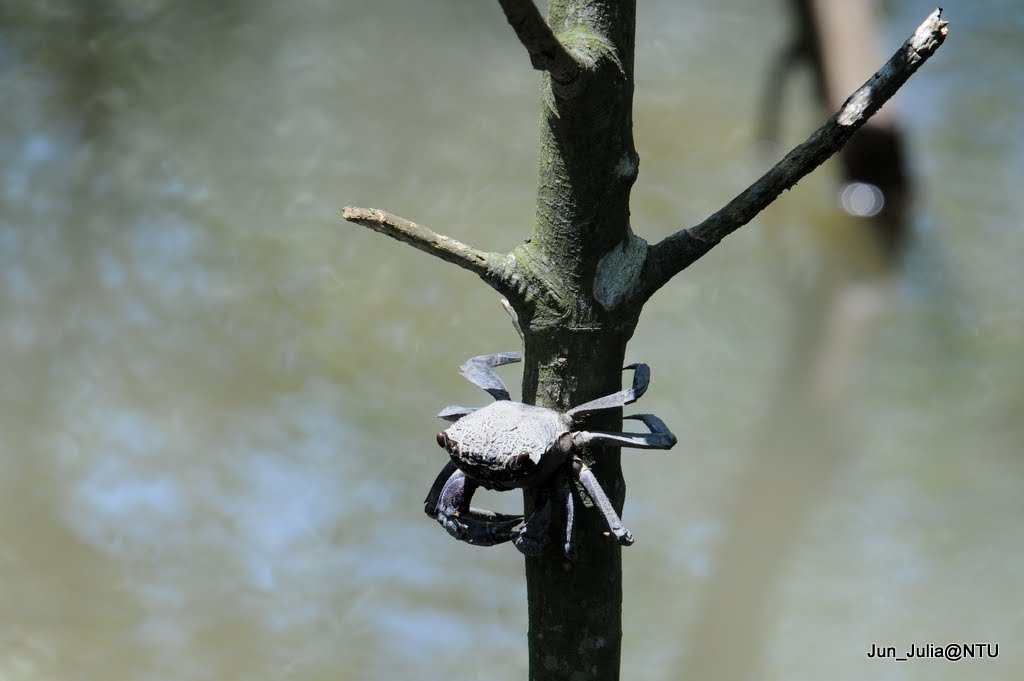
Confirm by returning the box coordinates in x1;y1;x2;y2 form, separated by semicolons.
423;352;677;557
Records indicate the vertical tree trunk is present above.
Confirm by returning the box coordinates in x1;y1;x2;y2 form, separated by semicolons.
522;331;633;680
515;3;641;677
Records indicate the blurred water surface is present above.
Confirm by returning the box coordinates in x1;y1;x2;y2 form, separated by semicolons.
1;1;1022;679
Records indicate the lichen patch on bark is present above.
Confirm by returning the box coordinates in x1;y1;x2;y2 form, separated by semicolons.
594;234;647;310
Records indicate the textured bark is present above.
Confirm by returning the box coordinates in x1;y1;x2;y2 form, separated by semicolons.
342;5;947;680
517;4;640;678
522;330;632;681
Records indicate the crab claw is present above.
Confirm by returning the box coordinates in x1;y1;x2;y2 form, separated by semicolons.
426;462;524;547
437;507;525;547
511;496;554;556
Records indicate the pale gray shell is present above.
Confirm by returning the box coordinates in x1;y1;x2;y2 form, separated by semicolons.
441;401;573;490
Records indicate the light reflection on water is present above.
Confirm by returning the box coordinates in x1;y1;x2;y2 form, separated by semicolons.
1;1;1022;680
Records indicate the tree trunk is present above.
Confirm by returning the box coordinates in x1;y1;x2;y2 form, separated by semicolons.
522;331;633;680
516;4;640;676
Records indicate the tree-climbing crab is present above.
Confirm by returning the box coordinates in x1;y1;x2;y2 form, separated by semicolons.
424;352;677;556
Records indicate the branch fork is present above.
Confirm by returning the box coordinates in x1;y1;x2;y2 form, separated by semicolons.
343;9;947;311
497;0;580;85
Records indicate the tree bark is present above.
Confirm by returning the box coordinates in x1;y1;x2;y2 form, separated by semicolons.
513;4;641;677
343;5;947;680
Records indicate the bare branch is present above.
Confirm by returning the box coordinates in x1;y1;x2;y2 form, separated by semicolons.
342;206;514;294
636;8;948;301
497;0;579;84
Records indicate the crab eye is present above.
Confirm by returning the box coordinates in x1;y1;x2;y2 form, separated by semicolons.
435;433;447;449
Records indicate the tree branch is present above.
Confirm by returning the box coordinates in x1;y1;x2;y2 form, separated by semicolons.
636;8;948;301
342;206;515;295
497;0;580;84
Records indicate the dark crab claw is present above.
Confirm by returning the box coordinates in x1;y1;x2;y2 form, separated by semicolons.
437;507;526;547
511;493;555;557
425;461;524;547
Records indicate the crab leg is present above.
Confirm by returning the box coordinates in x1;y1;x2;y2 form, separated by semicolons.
572;413;678;450
436;405;478;422
565;363;650;417
572;458;634;546
510;493;554;556
458;352;522;401
509;481;578;558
